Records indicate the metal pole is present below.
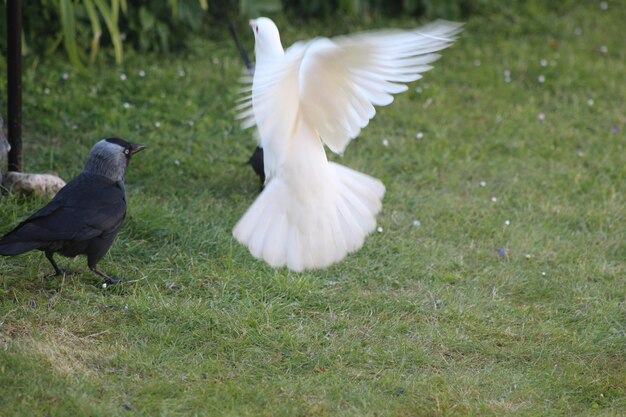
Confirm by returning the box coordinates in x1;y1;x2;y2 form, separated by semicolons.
7;0;23;172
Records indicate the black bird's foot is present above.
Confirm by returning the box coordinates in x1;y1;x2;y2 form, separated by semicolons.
104;276;122;286
90;266;122;287
46;269;68;279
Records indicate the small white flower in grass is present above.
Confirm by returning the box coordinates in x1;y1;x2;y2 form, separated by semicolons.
188;120;195;127
102;283;108;289
416;132;424;140
174;160;180;166
491;196;497;202
382;138;389;147
123;102;131;109
538;113;545;121
72;124;78;130
479;181;486;187
503;69;511;77
473;59;481;67
120;73;127;81
155;121;161;128
178;69;186;77
212;57;220;64
600;45;608;54
540;59;548;67
138;70;146;77
600;1;608;10
504;220;510;226
415;86;423;94
412;220;421;227
541;271;546;276
377;226;383;233
577;150;585;158
587;98;594;106
538;75;546;83
62;72;69;80
43;88;50;95
524;254;532;259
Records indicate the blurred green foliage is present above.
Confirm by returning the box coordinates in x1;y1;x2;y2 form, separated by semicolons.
0;0;582;67
123;0;208;53
1;0;210;68
266;0;582;20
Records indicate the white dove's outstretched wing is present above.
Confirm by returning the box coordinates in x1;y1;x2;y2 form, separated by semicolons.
299;21;461;153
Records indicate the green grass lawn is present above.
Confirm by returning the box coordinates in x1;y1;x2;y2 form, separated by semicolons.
1;3;624;416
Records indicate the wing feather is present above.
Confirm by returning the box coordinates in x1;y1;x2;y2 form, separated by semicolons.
299;21;462;154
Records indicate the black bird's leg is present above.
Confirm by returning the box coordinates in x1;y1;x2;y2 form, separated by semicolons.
45;251;66;277
90;266;121;285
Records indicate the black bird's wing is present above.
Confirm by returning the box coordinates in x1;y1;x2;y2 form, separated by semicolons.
0;173;126;255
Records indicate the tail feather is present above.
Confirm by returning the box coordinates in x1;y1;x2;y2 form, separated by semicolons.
0;240;42;256
0;222;49;256
233;161;385;271
261;211;289;266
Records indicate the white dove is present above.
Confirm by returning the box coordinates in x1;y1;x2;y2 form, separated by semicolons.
234;17;461;272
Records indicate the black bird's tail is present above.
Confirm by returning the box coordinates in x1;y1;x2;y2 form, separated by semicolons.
0;232;43;256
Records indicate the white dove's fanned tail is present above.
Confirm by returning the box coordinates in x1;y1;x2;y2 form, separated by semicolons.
233;161;384;272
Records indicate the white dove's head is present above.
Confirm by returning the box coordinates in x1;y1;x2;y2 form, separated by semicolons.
249;17;284;62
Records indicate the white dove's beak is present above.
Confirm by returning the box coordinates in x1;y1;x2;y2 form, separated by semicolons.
249;19;257;32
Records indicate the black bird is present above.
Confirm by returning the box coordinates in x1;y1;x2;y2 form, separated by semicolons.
247;145;265;186
0;138;145;284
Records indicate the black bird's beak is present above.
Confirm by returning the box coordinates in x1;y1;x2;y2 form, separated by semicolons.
130;144;146;155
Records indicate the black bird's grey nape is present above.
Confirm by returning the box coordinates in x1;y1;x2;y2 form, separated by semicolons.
84;137;146;182
0;137;146;285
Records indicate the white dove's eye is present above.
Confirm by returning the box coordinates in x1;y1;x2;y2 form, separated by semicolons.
255;26;259;34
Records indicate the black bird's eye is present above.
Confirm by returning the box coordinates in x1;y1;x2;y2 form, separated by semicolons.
124;149;130;155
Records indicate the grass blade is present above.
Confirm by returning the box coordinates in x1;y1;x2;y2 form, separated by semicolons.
83;0;103;63
112;0;119;26
59;0;85;70
93;0;124;64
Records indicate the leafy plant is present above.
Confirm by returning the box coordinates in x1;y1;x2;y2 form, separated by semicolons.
123;0;209;53
9;0;209;68
56;0;126;69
